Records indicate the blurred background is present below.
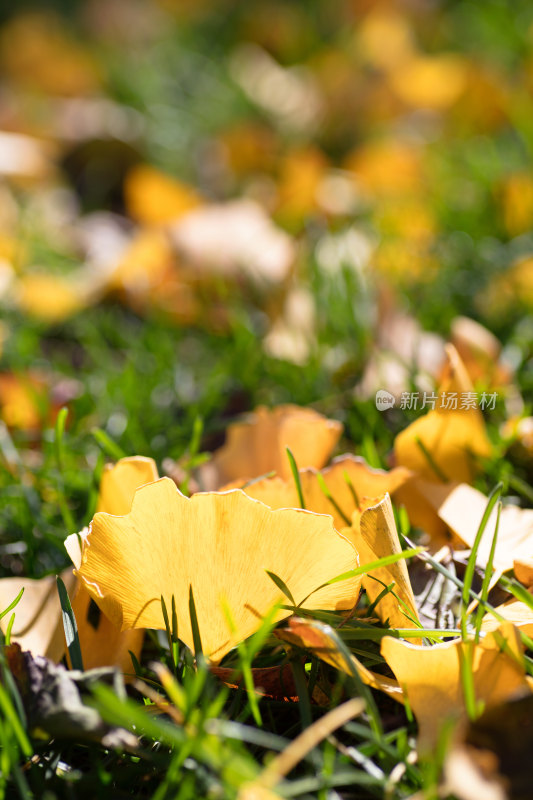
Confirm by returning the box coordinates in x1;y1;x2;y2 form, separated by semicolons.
1;0;533;574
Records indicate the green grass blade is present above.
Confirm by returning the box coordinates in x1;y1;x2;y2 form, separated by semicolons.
316;473;351;525
56;576;84;671
265;570;295;606
0;587;24;621
461;481;502;640
414;436;449;482
499;575;533;612
92;427;127;461
0;682;32;757
343;470;361;511
189;586;204;660
4;613;15;646
474;500;501;642
298;547;421;607
286;448;305;509
54;406;69;474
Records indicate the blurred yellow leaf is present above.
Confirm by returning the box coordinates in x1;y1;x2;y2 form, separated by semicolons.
17;273;91;324
434;483;533;574
97;455;159;515
206;404;343;488
449;316;512;390
481;599;533;637
388;54;468;111
499;172;533;237
394;345;492;485
0;11;100;96
108;228;175;294
124;164;203;225
357;9;414;71
344;140;423;198
275;147;329;225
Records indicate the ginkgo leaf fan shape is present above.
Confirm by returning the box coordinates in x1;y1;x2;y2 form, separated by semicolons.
68;478;359;662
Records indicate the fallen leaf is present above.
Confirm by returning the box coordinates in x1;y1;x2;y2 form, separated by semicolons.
449;316;512;389
171;199;295;285
0;11;100;96
106;228;175;296
16;272;94;324
124;164;203;225
96;455;159;515
0;372;47;430
435;483;533;574
394;344;492;485
275;616;402;702
210;663;298;702
223;454;410;532
388;54;468;111
0;569;76;661
444;692;533;800
345;139;423;198
206;404;343;488
514;557;533;589
381;622;531;750
0;131;57;181
499;172;533;237
344;494;419;629
67;478;360;663
481;599;533;637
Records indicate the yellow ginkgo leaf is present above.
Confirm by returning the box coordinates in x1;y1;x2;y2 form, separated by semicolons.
97;455;159;515
275;147;329;225
0;372;46;430
433;483;533;574
17;273;93;324
0;11;100;97
388;54;468;111
514;557;533;589
344;139;423;198
499;172;533;237
66;478;360;663
392;476;452;545
481;599;533;637
275;616;403;702
66;456;159;671
343;494;419;629
207;405;343;488
223;455;411;533
394;344;492;485
449;316;511;390
124;164;203;225
107;229;175;295
61;456;160;672
381;623;531;750
172;199;295;284
69;582;144;673
0;569;76;662
357;9;414;71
